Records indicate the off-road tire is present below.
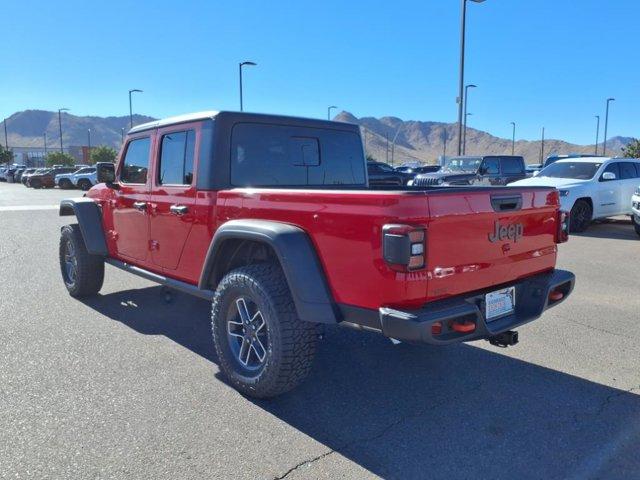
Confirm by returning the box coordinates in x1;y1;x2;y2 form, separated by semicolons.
570;199;592;233
77;179;92;191
633;215;640;237
211;263;317;398
59;224;104;297
59;178;73;189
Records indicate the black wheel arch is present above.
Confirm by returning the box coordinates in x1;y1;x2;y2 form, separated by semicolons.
199;219;338;324
59;198;108;256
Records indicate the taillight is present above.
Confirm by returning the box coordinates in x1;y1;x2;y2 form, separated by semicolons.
557;210;569;243
383;224;426;271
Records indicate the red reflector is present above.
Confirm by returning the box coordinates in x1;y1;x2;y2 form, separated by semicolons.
431;322;442;335
549;291;564;301
451;321;476;333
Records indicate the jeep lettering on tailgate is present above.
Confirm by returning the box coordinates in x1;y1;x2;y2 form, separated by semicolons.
488;220;524;243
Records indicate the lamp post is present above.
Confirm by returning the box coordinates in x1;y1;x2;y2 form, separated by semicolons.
456;0;485;155
58;108;69;153
594;115;600;155
121;128;125;144
603;98;615;156
510;122;516;155
3;119;7;150
539;127;545;163
129;89;143;129
462;84;476;154
442;129;448;158
390;124;403;166
239;61;257;111
44;132;47;160
327;105;337;120
87;129;91;149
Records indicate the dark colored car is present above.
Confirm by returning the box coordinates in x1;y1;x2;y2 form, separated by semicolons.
14;167;28;182
367;161;412;186
412;155;527;187
21;168;41;186
28;167;77;188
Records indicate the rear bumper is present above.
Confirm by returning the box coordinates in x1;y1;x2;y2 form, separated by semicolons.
340;269;575;345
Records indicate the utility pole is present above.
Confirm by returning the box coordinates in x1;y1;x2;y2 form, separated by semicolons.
385;133;389;163
539;127;545;163
510;122;516;155
3;119;8;150
594;115;600;155
58;108;69;153
603;98;615;156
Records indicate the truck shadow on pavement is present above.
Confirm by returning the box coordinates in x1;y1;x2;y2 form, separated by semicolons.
575;218;638;241
82;287;640;480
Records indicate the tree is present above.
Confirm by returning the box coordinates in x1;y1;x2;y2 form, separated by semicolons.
0;145;14;165
621;139;640;158
45;151;75;167
90;145;117;164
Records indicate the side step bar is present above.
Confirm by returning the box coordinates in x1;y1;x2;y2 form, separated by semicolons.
105;258;214;300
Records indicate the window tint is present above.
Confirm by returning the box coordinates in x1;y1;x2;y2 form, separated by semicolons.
231;123;366;186
159;130;196;185
600;162;620;181
482;158;500;175
120;137;151;184
76;167;93;174
500;157;524;174
619;162;639;179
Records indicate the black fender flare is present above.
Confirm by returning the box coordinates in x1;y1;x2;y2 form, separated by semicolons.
199;219;338;324
59;198;108;256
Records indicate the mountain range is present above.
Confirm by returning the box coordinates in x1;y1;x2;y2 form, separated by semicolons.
2;109;633;165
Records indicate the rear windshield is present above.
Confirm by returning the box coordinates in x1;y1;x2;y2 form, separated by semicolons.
538;162;602;180
230;123;366;187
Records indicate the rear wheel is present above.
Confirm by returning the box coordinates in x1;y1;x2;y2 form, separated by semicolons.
77;179;92;191
59;224;104;297
570;199;592;233
211;263;317;398
59;178;73;189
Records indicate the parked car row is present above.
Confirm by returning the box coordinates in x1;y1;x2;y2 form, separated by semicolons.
16;165;99;190
367;161;441;186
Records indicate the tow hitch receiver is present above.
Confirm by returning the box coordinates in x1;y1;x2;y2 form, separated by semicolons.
488;330;519;348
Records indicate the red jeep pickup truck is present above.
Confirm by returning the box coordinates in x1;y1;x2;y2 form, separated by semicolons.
59;111;574;398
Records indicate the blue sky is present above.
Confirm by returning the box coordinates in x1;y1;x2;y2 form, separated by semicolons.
1;0;637;144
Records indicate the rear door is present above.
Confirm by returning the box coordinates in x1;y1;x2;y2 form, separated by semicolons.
478;157;501;185
112;135;153;261
501;157;526;184
148;123;199;270
617;162;640;215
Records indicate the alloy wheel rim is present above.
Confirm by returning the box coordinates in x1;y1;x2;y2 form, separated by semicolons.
226;297;268;372
64;240;78;284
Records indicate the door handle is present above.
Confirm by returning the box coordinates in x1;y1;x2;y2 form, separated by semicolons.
169;204;189;215
133;201;147;212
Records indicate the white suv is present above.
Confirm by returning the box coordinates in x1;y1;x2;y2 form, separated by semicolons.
510;157;640;232
632;185;640;237
55;166;93;189
72;167;98;191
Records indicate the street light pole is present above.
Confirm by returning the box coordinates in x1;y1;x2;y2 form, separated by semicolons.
539;127;545;163
456;0;485;156
327;105;337;120
3;119;8;150
462;84;476;154
391;124;403;166
594;115;600;155
603;98;615;156
44;132;47;158
128;89;143;129
88;129;91;149
239;61;257;111
58;108;69;153
510;122;516;155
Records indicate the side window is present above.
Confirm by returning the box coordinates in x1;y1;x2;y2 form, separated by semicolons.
501;157;524;175
158;130;196;185
120;137;151;184
600;162;620;181
482;158;500;175
619;162;638;180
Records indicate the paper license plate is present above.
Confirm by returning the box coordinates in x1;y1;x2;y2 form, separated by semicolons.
485;287;515;321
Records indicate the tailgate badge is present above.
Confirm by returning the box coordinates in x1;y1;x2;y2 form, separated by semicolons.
489;221;523;243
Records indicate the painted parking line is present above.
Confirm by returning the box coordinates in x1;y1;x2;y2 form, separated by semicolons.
0;205;59;212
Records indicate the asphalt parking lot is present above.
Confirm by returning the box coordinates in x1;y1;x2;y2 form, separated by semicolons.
1;182;639;480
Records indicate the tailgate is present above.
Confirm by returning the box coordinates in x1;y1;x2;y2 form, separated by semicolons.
425;188;559;300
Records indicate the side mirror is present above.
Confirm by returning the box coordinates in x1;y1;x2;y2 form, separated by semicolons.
96;162;117;187
601;171;616;181
533;170;540;176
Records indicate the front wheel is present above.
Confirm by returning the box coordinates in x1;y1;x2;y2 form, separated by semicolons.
211;263;317;398
59;224;105;297
633;214;640;237
77;179;92;191
570;199;592;233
